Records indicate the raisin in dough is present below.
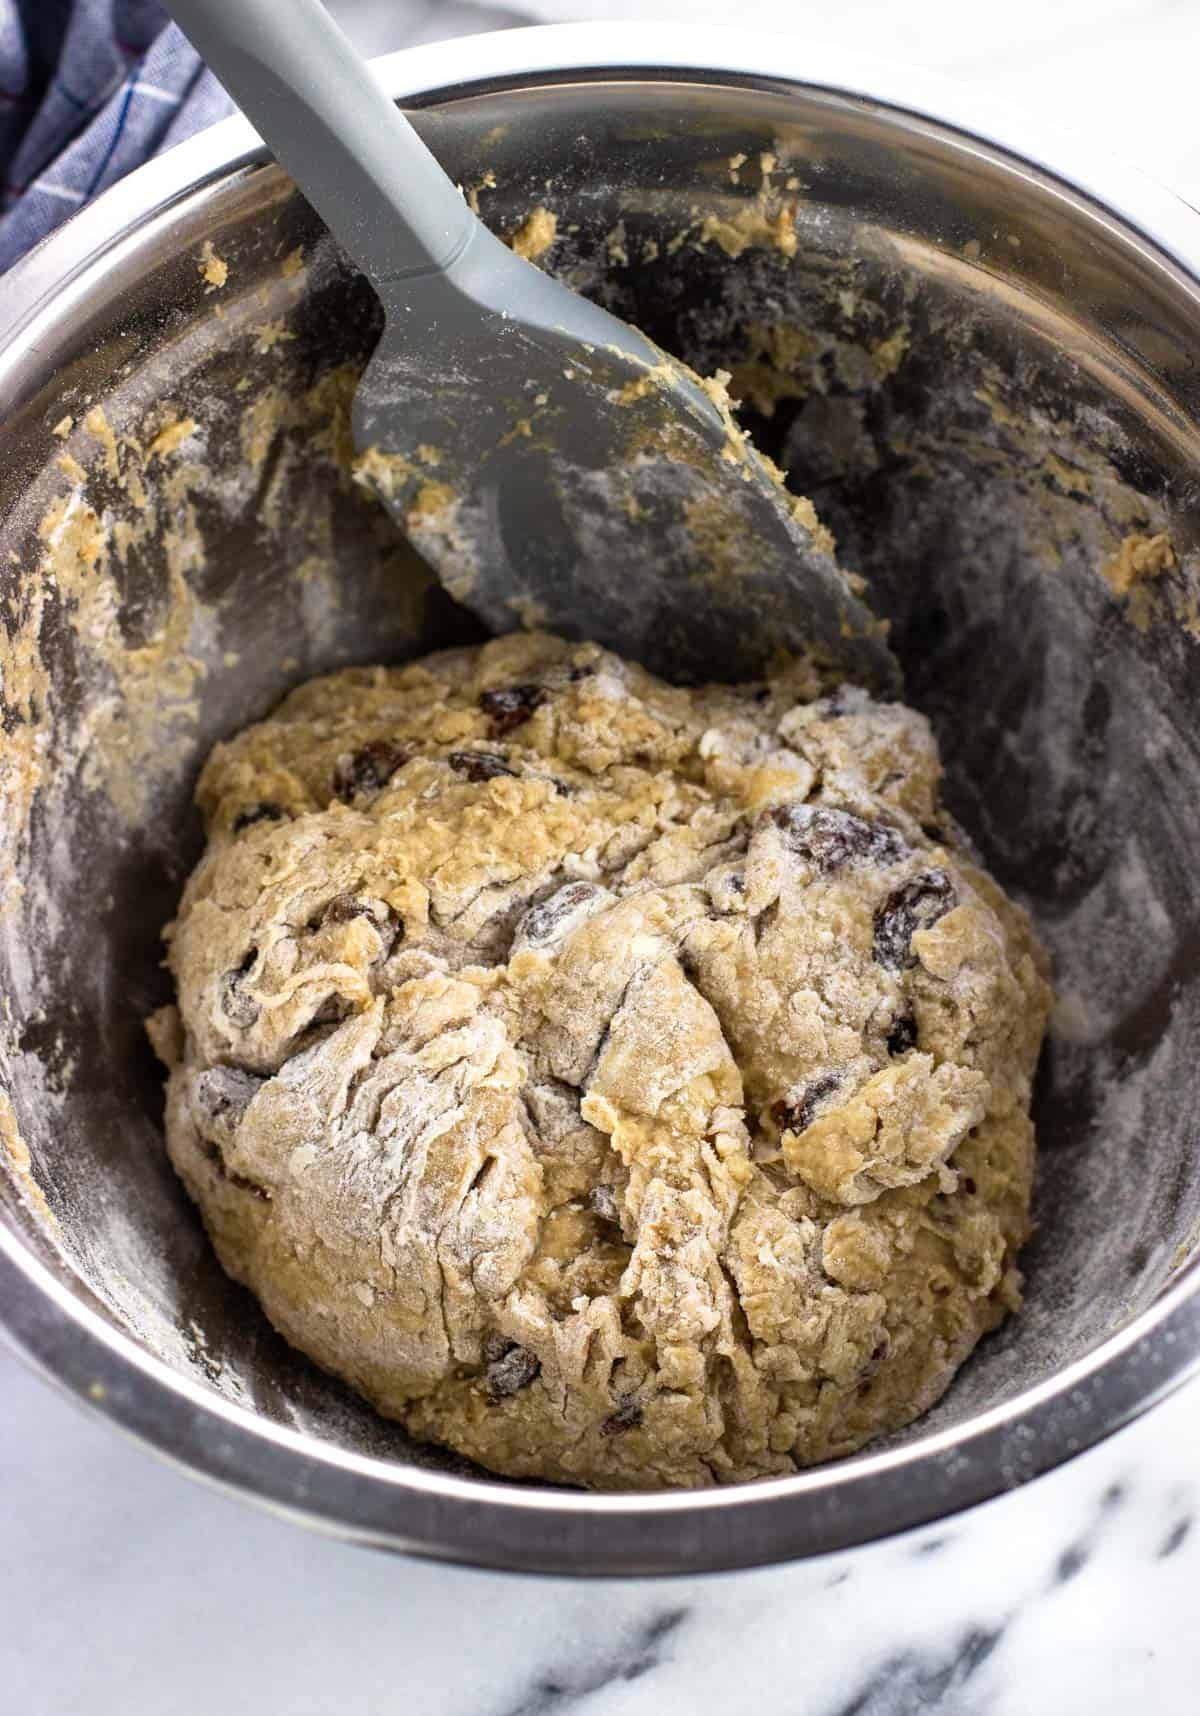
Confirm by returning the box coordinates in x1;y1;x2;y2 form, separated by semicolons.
152;632;1051;1489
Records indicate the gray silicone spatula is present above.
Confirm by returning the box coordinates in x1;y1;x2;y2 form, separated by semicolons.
166;0;899;690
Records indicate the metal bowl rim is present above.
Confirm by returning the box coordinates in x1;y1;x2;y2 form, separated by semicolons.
2;22;1199;1574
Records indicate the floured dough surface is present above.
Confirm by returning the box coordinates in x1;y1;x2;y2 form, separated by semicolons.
154;632;1050;1488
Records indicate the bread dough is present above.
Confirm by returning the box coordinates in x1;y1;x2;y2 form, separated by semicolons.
154;631;1050;1488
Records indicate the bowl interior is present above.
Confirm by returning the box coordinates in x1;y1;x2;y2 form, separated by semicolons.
2;72;1200;1482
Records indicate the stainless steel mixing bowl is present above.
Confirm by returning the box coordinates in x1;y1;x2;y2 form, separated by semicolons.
2;24;1200;1576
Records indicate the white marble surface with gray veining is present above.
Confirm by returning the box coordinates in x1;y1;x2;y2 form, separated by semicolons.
4;2;1200;1711
3;1346;1198;1715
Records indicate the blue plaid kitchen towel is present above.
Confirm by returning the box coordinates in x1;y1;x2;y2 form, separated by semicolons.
0;0;231;272
0;2;535;273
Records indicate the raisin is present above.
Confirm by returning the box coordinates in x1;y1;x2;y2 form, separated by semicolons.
769;803;905;873
333;740;409;802
220;950;260;1027
232;801;285;834
589;1184;620;1226
601;1395;644;1435
321;895;398;945
323;894;374;925
479;684;546;737
448;750;517;783
858;1336;890;1394
873;870;958;974
485;1343;541;1400
771;1072;842;1135
887;1011;918;1056
517;881;601;945
230;1171;269;1201
706;866;748;918
194;1066;263;1132
821;686;856;718
310;993;354;1028
962;1176;978;1196
197;1136;271;1201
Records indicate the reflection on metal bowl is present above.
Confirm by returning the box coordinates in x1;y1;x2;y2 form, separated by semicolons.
0;25;1198;1575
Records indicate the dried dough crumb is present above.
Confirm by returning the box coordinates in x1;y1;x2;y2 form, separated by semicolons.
508;205;558;262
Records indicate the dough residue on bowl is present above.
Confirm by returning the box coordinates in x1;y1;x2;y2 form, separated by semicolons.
152;631;1050;1489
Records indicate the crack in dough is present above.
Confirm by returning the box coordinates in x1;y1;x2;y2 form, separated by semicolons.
152;632;1051;1489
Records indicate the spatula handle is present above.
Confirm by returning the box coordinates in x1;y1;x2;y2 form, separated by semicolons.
167;0;477;283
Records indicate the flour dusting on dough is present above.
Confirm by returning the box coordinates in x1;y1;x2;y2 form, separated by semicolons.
156;631;1050;1490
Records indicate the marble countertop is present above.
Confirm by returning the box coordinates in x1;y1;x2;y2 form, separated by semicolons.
4;1346;1198;1714
5;3;1200;1712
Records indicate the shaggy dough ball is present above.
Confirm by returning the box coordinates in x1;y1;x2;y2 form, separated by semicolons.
152;632;1050;1489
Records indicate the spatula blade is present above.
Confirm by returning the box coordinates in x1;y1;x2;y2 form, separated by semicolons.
352;243;900;691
